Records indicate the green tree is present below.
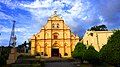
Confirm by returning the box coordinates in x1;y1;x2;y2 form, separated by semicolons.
0;46;11;66
72;42;86;62
23;41;27;47
17;41;29;53
100;30;120;66
84;46;99;64
17;44;24;53
88;25;108;31
28;41;31;50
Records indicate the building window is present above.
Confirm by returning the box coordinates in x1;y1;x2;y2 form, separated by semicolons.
57;23;59;28
53;33;59;39
87;40;88;45
52;23;55;28
35;53;40;56
41;52;43;55
90;33;93;36
54;35;58;39
38;35;40;37
44;53;48;56
64;53;68;56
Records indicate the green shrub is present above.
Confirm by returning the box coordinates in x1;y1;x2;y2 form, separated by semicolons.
100;30;120;66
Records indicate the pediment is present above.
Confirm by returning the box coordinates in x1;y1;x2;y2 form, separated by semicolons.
48;15;62;21
52;41;59;47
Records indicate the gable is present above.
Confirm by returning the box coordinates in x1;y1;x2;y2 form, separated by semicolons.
64;23;70;29
43;15;70;30
49;15;62;21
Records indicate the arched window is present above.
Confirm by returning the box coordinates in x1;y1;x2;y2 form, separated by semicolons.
64;53;68;56
57;23;59;28
38;35;40;37
54;35;58;39
87;40;88;45
53;33;59;39
90;33;93;36
52;23;55;28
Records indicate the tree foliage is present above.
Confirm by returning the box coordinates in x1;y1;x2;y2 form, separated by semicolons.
17;44;25;53
72;42;100;64
72;42;86;61
17;41;30;53
84;46;99;64
100;30;120;66
0;46;11;66
88;25;108;31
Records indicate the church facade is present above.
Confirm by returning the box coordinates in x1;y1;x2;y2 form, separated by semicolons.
30;13;79;58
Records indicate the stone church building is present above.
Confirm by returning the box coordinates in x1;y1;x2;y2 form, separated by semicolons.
82;31;113;51
30;12;79;58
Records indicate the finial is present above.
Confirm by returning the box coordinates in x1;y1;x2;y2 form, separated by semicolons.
54;10;57;15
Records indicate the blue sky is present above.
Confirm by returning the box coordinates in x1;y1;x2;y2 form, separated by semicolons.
0;0;120;46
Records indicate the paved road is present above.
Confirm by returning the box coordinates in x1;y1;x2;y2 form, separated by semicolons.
45;61;77;67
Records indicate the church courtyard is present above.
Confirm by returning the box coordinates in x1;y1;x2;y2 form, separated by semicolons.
9;55;114;67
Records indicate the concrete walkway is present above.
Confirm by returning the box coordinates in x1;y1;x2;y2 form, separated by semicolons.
45;61;76;67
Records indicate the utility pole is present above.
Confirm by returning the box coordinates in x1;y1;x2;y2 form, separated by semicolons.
9;20;17;47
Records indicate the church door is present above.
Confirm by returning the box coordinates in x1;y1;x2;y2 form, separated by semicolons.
51;48;59;57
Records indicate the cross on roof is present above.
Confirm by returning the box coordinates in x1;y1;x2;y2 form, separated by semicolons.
54;10;57;15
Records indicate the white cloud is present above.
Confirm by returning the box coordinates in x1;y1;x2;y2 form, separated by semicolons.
19;0;84;29
0;12;13;20
68;1;82;16
0;0;85;33
82;16;88;20
0;0;96;26
0;0;93;45
0;0;91;31
0;25;11;32
0;24;28;33
15;28;27;32
20;0;53;9
0;0;20;9
99;16;104;22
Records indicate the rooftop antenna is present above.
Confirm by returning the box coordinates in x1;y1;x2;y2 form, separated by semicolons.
9;20;17;47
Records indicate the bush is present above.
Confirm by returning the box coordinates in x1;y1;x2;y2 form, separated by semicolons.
84;46;99;64
72;42;101;64
72;42;86;62
0;56;6;66
0;46;11;66
100;30;120;66
17;55;35;59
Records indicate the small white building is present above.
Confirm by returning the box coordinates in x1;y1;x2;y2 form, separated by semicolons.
82;31;113;51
